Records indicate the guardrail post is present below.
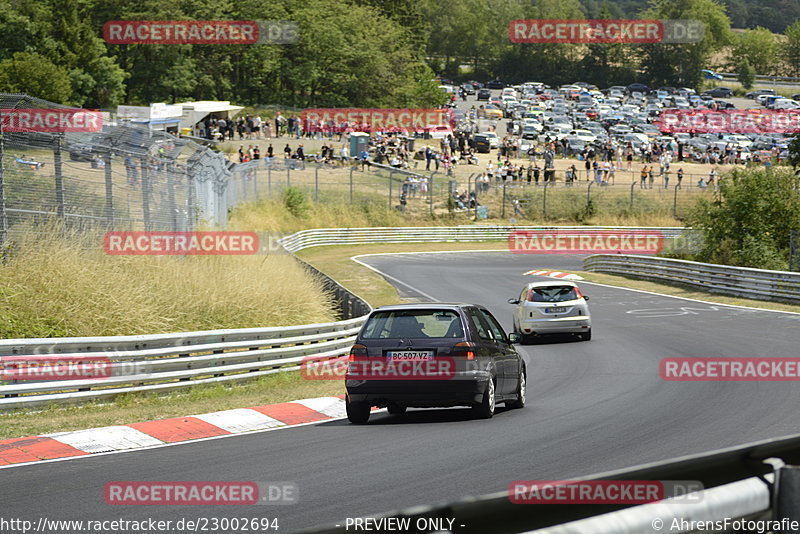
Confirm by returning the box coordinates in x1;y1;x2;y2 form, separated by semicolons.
775;465;800;523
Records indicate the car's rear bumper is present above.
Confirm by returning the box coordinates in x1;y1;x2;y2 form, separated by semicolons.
519;316;590;334
346;372;489;408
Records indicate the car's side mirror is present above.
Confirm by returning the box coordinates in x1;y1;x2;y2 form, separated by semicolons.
583;296;590;301
508;332;521;344
508;298;520;305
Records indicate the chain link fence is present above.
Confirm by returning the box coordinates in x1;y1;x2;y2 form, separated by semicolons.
0;93;233;244
0;93;718;244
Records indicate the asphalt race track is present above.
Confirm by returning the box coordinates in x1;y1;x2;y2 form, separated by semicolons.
3;251;800;533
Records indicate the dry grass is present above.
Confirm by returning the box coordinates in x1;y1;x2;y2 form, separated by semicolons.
0;225;336;338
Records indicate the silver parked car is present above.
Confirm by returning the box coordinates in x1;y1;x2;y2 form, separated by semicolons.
508;281;591;342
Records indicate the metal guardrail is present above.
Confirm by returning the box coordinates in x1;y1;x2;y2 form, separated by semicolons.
297;431;800;534
584;254;800;303
0;318;366;409
279;226;687;253
718;72;800;86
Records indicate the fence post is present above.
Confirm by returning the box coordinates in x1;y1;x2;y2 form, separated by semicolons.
0;113;7;245
314;164;319;202
349;166;354;204
140;159;151;231
630;181;636;209
388;169;393;209
587;181;594;212
104;153;114;229
428;172;435;216
286;167;291;189
502;180;507;218
186;167;195;232
543;180;550;218
673;184;680;218
166;162;177;231
53;134;66;225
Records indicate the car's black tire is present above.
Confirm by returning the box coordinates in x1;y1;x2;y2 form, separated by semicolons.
346;398;371;424
521;333;535;345
580;329;592;341
387;404;407;415
506;369;526;409
472;378;496;419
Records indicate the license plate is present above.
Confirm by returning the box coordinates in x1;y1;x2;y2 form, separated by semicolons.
545;307;567;313
386;351;434;361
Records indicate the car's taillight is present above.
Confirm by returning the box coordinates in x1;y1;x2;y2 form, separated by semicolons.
527;290;534;302
453;341;476;360
574;286;584;299
349;344;367;361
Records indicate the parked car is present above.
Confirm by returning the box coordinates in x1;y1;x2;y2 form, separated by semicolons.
509;281;591;342
344;303;526;423
477;88;491;101
486;79;506;89
746;89;776;99
702;87;733;98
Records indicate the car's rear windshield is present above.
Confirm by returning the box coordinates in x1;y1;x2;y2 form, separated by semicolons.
361;310;464;339
529;286;579;303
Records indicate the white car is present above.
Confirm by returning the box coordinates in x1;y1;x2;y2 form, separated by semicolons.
570;129;597;143
509;281;591;342
482;131;499;148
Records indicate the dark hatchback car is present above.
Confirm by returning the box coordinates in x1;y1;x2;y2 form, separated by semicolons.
477;88;491;101
702;87;733;98
345;303;526;424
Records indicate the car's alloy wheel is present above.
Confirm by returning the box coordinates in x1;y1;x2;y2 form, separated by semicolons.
473;378;495;419
346;397;371;424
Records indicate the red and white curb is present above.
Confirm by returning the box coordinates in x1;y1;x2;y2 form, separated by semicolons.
0;396;356;467
523;269;584;280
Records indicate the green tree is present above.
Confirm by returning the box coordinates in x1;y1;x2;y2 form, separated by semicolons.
737;57;755;89
0;52;72;103
639;0;732;88
730;26;778;75
785;21;800;77
686;167;800;270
